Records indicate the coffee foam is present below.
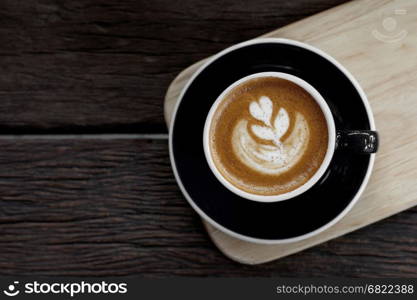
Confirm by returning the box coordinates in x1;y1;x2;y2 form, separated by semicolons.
231;101;310;175
209;76;328;196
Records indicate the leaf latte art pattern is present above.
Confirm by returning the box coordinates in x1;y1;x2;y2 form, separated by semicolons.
231;96;310;175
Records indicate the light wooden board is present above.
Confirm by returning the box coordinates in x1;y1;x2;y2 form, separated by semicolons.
164;0;417;265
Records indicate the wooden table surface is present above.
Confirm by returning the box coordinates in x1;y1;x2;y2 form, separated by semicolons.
0;0;416;277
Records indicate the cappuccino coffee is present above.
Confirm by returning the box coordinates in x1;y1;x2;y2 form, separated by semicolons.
208;76;329;196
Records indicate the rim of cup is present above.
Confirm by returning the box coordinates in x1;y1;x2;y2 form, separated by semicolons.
203;71;336;203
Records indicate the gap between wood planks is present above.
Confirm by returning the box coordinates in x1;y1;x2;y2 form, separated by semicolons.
0;133;169;140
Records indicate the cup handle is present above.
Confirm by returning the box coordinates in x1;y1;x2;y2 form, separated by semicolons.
335;130;379;154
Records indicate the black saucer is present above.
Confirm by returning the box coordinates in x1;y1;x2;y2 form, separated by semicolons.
170;39;374;242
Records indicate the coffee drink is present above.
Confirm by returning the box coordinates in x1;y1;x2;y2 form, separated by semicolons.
208;76;329;196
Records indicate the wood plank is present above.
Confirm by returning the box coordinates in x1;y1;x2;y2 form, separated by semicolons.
165;0;417;264
0;0;348;133
0;139;416;276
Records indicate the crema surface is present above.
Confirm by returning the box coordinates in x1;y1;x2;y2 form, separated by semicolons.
209;77;328;196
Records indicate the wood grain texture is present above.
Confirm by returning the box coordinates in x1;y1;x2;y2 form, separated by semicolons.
0;0;349;133
0;139;416;277
0;0;415;277
165;0;417;264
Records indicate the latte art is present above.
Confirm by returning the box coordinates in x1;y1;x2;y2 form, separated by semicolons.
208;76;328;196
232;97;309;175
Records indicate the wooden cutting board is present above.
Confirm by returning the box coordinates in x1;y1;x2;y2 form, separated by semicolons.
164;0;417;264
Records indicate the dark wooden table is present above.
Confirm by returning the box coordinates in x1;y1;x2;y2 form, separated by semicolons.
0;0;416;277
